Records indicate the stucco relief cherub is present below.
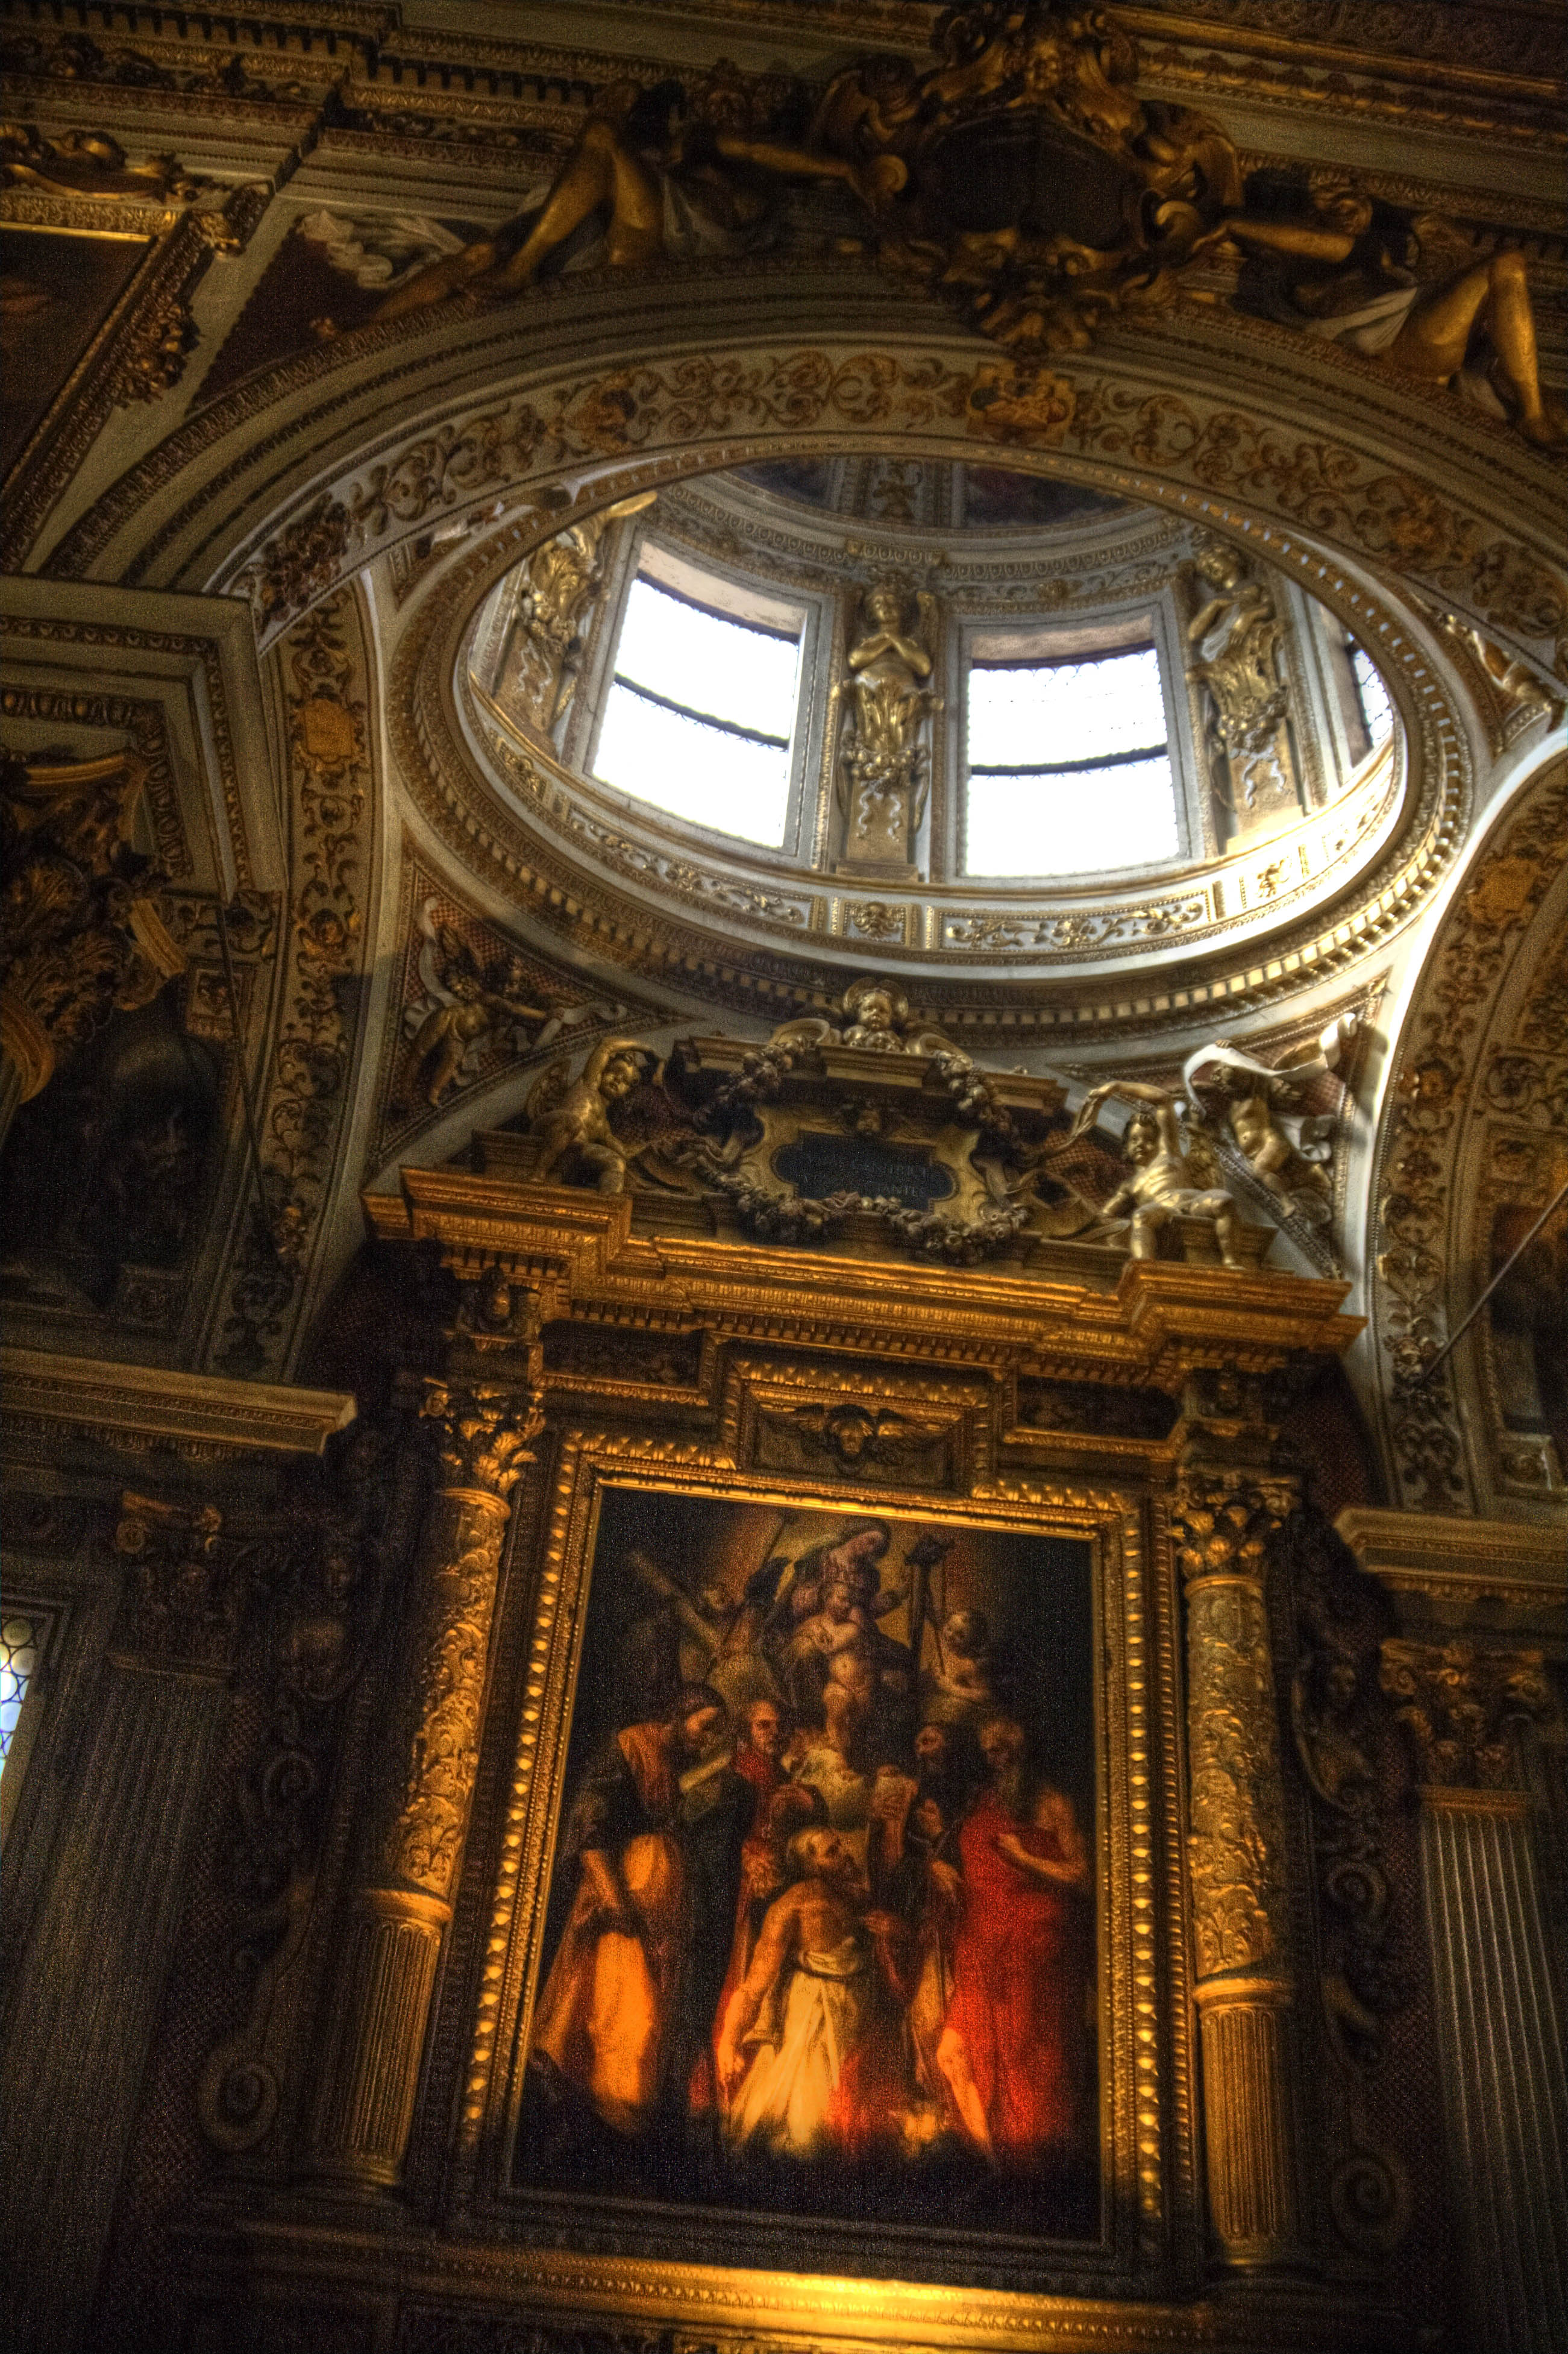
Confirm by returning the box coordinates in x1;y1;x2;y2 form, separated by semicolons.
1068;1079;1244;1267
525;1038;662;1193
771;978;958;1060
402;903;553;1108
1217;177;1565;448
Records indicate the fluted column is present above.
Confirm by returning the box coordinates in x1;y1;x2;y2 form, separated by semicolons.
1;1493;249;2353
1173;1466;1305;2265
1380;1639;1567;2353
310;1377;540;2186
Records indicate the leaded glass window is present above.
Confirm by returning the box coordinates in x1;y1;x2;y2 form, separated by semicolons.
595;574;804;846
964;644;1178;876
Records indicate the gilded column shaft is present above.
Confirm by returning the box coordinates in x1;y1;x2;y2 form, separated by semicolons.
311;1383;537;2186
1176;1474;1303;2265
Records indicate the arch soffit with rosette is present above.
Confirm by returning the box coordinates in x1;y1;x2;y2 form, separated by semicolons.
49;266;1566;691
1361;751;1567;1523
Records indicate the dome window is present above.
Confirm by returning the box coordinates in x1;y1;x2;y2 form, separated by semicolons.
1348;636;1394;750
963;641;1178;877
592;570;804;847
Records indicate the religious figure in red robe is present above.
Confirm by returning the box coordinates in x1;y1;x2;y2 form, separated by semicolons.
936;1714;1092;2166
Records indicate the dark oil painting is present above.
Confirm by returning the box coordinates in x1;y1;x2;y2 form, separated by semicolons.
516;1490;1100;2244
0;227;149;474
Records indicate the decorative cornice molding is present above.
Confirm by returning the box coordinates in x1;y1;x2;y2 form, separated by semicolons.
1335;1507;1566;1621
0;1345;354;1457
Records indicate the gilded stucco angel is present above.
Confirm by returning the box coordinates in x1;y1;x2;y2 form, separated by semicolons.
371;75;903;325
771;978;956;1059
403;904;551;1107
1182;1015;1358;1228
1068;1079;1244;1267
1217;178;1565;447
524;1037;662;1193
843;583;939;783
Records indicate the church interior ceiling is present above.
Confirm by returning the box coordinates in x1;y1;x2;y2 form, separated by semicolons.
0;5;1563;2352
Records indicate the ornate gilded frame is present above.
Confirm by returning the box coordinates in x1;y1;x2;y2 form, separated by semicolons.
463;1431;1188;2314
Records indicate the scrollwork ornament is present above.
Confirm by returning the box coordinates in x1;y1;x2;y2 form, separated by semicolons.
1373;773;1566;1508
234;497;353;636
99;275;198;407
212;593;374;1375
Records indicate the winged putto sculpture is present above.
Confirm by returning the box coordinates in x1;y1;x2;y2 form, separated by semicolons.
356;4;1561;445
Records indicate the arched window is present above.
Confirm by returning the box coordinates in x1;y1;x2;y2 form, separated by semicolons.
962;638;1177;877
593;565;806;847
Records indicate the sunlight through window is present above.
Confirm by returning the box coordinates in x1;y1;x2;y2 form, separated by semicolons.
595;575;803;845
0;1613;42;1769
1349;639;1394;749
964;645;1177;876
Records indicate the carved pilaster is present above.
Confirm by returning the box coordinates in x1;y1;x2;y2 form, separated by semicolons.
1378;1637;1567;2352
309;1375;541;2186
1173;1462;1305;2265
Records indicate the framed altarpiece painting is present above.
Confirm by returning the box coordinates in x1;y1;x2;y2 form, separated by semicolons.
468;1437;1185;2315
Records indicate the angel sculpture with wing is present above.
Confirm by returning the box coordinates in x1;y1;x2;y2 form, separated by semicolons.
404;905;555;1107
1181;1014;1358;1227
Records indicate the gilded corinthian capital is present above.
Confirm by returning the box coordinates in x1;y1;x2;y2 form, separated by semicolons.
421;1379;542;1497
1379;1639;1561;1791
